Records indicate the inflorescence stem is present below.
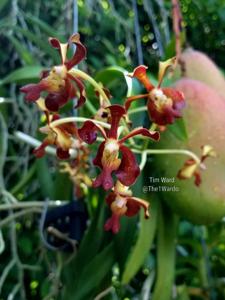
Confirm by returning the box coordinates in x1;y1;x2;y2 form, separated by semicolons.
49;116;111;129
135;148;201;171
69;69;111;105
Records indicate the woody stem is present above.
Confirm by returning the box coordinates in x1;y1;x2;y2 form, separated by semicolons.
69;69;111;105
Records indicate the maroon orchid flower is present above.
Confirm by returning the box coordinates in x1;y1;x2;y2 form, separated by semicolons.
125;58;185;126
104;181;150;234
78;104;160;190
20;33;86;112
33;114;79;159
177;145;216;186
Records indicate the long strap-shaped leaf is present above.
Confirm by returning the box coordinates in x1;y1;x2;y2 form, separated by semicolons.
152;201;178;300
0;113;7;189
121;196;158;284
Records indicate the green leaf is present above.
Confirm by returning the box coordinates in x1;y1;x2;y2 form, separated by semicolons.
0;0;8;11
14;27;59;63
7;35;35;65
94;66;134;97
176;285;191;300
0;230;5;255
152;202;178;300
0;113;7;189
24;14;62;39
53;171;72;200
168;118;188;142
0;66;43;86
36;158;54;199
114;215;138;275
10;164;36;195
64;242;115;300
121;197;158;284
70;196;106;270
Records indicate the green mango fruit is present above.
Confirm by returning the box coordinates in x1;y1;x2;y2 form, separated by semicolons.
152;78;225;224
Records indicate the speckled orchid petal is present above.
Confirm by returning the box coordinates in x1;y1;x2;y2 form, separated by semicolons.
44;78;76;112
126;197;150;218
78;121;106;144
106;105;126;139
115;145;140;186
119;127;160;144
93;140;121;190
68;74;86;108
105;192;116;206
52;127;72;151
93;142;105;168
20;82;47;102
93;169;115;190
49;37;68;64
58;122;78;137
65;33;87;70
194;171;201;186
33;140;50;158
104;213;121;234
158;57;176;87
130;65;154;91
56;148;70;160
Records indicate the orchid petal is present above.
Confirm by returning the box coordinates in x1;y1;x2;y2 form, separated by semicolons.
20;82;46;102
115;145;140;186
49;37;68;64
201;145;216;161
93;169;114;190
45;79;75;112
104;214;121;234
177;159;198;180
65;33;87;70
93;142;105;168
33;139;50;158
78;121;106;144
68;74;86;108
158;57;176;87
56;148;70;160
119;127;160;144
106;105;126;139
126;197;150;218
130;65;154;91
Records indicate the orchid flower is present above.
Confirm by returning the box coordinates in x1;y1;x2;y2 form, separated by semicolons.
78;104;160;190
177;145;216;186
104;181;150;234
34;114;79;159
125;58;185;126
20;33;86;112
